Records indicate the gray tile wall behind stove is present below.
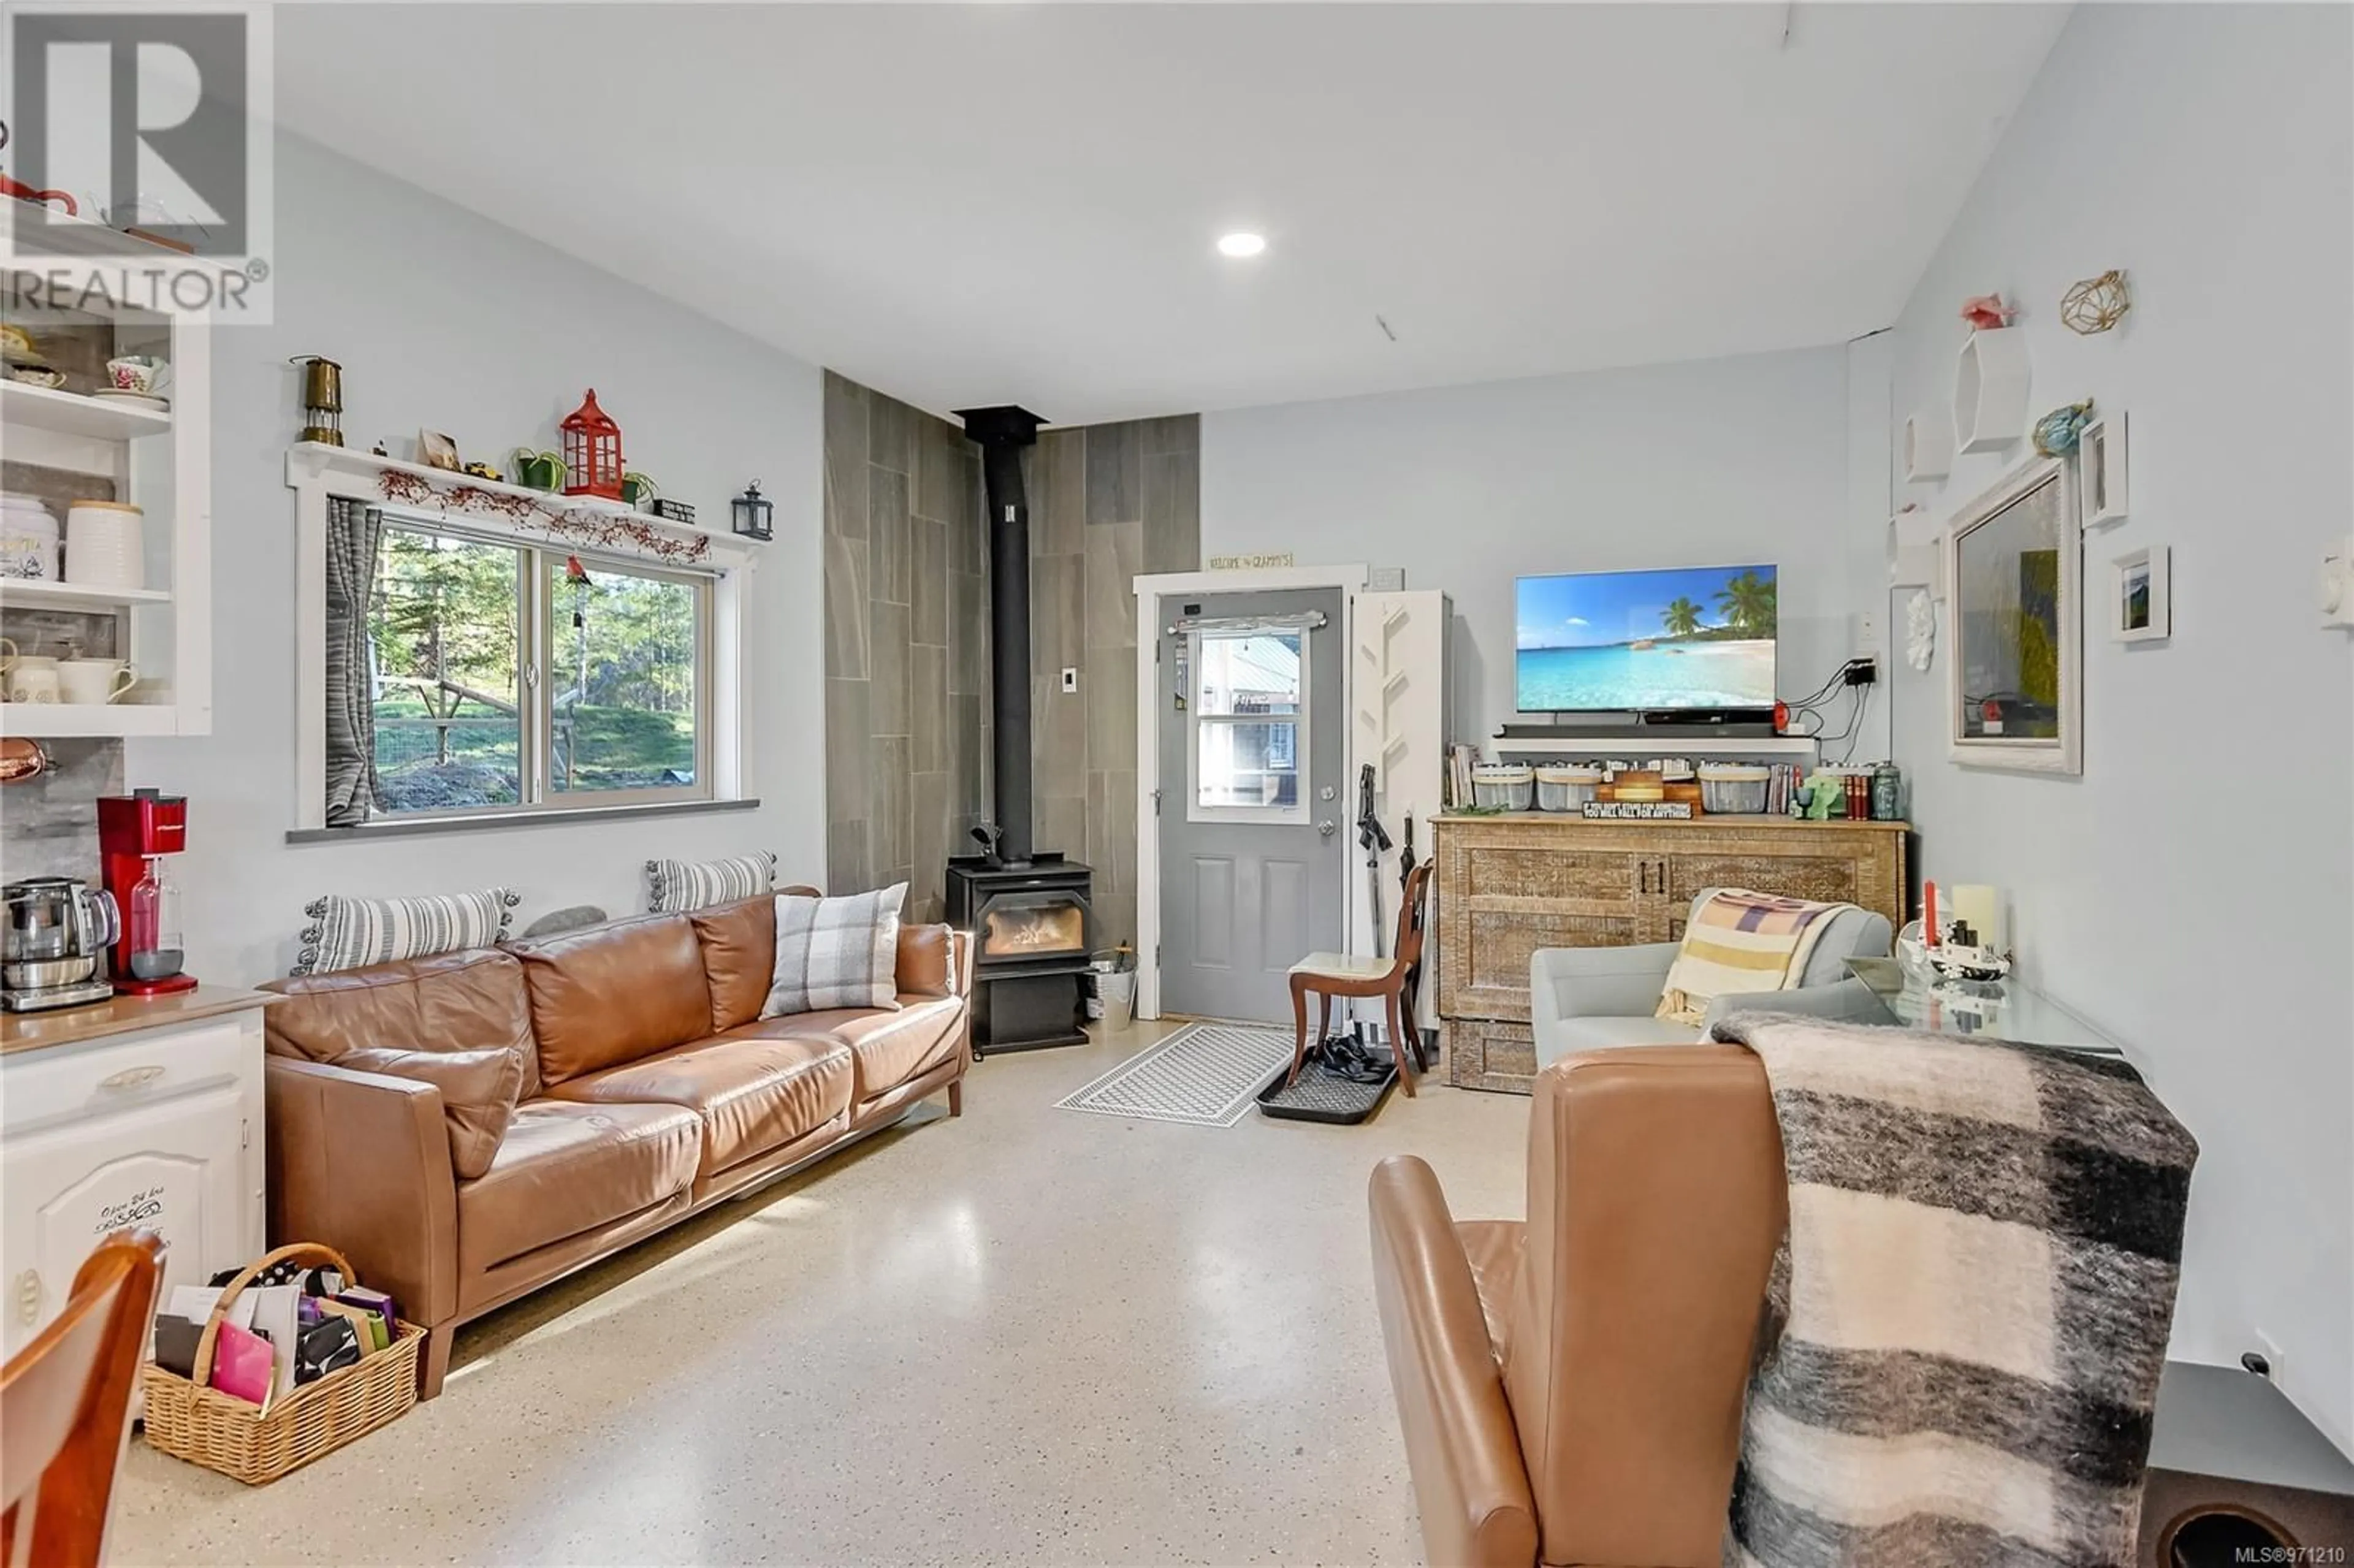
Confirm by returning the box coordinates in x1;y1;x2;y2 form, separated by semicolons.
819;371;1198;938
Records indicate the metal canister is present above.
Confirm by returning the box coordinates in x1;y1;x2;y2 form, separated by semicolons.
1871;763;1903;821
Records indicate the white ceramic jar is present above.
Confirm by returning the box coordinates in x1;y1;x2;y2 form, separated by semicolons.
63;501;143;590
0;493;60;581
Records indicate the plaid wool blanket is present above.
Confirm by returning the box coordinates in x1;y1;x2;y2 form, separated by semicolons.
1712;1015;2198;1568
1656;889;1855;1025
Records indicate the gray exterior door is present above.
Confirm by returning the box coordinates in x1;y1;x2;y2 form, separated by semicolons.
1155;588;1344;1022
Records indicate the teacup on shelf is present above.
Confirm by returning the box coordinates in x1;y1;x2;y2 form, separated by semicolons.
105;356;171;397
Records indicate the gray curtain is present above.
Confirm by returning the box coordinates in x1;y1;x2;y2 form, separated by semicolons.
323;498;386;826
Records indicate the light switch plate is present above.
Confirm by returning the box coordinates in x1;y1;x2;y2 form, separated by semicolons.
1855;610;1881;657
1061;666;1079;692
2323;539;2354;629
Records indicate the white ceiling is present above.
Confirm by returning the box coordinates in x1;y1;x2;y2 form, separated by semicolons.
274;3;2070;425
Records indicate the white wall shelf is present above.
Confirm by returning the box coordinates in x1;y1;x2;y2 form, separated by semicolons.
0;579;173;615
0;703;180;739
0;381;172;441
1953;327;2030;455
1903;411;1952;482
1492;733;1820;759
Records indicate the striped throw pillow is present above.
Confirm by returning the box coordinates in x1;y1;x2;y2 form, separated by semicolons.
294;888;520;976
646;852;778;913
761;883;907;1016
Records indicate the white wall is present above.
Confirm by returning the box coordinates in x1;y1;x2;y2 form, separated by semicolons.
131;131;825;986
1200;348;1861;752
1875;4;2353;1448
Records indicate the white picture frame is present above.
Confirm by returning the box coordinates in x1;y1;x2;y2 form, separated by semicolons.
2079;410;2128;527
1943;454;2082;775
2111;545;2171;644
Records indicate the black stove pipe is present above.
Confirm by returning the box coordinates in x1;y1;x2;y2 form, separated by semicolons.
954;405;1046;867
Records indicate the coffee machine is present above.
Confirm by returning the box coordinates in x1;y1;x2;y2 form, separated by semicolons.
97;790;197;995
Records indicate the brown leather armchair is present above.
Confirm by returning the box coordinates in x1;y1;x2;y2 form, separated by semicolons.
1368;1045;1787;1568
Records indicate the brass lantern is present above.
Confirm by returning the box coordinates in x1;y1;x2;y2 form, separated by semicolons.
292;356;343;446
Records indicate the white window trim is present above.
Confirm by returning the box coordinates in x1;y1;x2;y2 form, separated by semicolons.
1184;622;1310;826
286;443;760;834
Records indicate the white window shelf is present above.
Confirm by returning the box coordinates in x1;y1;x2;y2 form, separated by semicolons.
0;381;172;441
0;579;173;614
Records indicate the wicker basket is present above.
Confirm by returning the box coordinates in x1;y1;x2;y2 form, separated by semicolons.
142;1242;423;1485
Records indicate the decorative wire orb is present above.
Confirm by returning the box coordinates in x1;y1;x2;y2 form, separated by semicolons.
2060;269;2131;335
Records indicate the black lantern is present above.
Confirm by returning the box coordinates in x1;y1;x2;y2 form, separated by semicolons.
731;480;773;541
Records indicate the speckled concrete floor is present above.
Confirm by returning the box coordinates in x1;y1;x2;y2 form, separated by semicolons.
112;1019;1528;1566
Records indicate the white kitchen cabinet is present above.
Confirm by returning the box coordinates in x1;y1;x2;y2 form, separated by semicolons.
0;995;270;1359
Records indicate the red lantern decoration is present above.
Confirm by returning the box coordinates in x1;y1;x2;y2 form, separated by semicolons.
560;389;623;500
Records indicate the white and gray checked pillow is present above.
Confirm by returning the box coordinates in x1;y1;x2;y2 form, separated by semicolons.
646;851;777;913
294;887;519;976
761;883;907;1016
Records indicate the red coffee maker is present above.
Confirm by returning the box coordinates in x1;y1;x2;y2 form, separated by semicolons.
98;790;197;995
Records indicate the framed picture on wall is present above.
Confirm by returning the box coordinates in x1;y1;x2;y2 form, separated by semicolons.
2079;410;2128;527
1943;454;2082;775
2111;545;2171;643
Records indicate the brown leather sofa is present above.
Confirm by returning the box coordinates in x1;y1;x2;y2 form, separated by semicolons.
261;894;972;1398
1368;1045;1786;1568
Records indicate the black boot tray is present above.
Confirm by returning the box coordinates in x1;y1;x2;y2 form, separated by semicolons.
1255;1045;1398;1125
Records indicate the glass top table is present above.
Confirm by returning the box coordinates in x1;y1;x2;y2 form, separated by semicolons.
1842;956;2124;1057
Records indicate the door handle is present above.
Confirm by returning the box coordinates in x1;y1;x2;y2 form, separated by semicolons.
1317;819;1337;839
1639;862;1650;895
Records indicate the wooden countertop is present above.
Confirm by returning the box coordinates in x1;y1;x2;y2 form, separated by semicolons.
1;986;280;1056
1434;812;1911;831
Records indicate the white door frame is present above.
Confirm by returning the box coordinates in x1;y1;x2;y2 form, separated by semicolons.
1132;564;1369;1020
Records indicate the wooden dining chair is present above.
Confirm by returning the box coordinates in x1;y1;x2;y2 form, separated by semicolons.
2;1229;167;1568
1287;861;1434;1096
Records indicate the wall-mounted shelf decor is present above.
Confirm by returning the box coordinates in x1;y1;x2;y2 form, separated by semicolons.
1953;327;2030;455
1887;508;1945;594
1903;411;1952;482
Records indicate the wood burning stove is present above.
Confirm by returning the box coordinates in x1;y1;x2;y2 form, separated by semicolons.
945;854;1094;1052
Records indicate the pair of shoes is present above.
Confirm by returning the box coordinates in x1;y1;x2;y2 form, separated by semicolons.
1314;1033;1392;1085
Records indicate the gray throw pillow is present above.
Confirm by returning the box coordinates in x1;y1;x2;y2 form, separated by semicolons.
761;883;907;1016
294;888;519;975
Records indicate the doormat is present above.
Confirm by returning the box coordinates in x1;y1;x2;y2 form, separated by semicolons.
1054;1022;1295;1128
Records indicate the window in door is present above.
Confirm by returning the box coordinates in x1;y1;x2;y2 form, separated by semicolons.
1189;629;1308;821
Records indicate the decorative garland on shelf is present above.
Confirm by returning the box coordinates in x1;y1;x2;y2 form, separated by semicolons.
375;467;713;566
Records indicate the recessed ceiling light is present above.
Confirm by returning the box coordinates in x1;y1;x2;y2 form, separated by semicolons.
1217;232;1267;259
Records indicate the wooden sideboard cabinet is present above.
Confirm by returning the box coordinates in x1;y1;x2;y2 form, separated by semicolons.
1433;813;1910;1093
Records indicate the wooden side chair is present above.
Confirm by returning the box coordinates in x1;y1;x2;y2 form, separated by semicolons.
1287;861;1434;1096
2;1229;166;1568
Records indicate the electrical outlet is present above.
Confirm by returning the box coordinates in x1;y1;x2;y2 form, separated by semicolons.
2253;1327;2285;1383
1856;610;1881;657
1061;667;1079;693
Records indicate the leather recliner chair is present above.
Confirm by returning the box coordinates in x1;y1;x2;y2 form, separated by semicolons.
1368;1045;1786;1568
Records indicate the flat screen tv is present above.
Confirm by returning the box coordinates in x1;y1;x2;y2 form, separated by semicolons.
1514;563;1778;714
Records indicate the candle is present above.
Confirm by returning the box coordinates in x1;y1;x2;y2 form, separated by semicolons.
1950;885;2006;953
1923;881;1939;948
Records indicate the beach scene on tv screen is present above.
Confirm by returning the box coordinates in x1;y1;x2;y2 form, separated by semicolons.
1515;564;1778;711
